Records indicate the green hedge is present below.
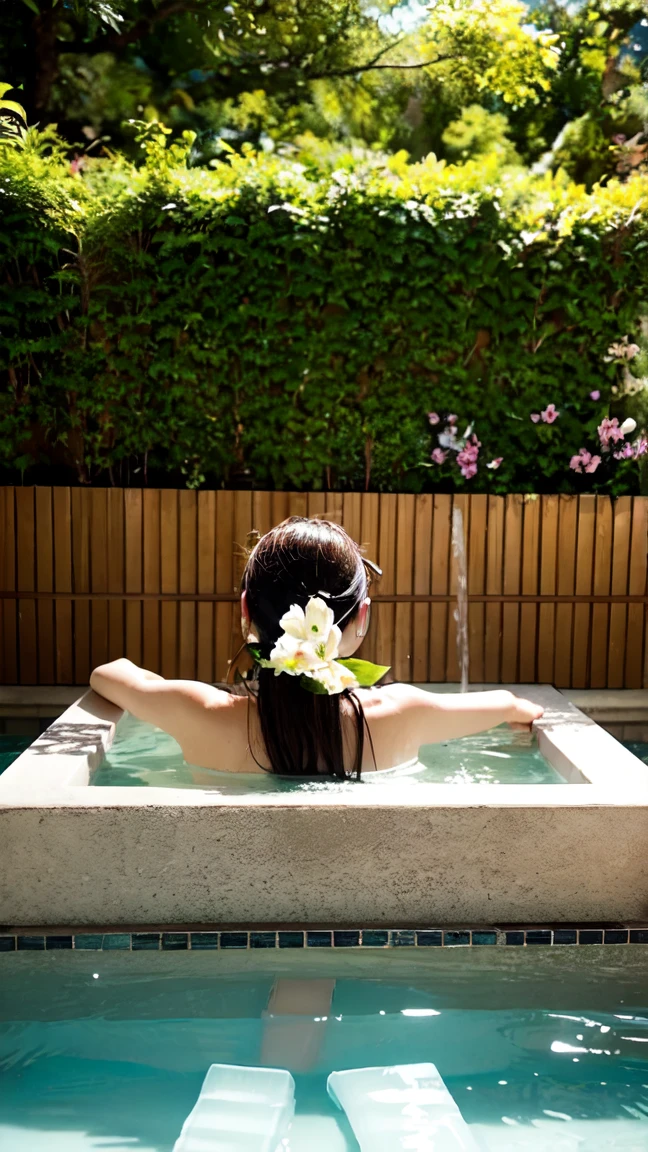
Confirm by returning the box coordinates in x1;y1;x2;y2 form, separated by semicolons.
2;130;648;493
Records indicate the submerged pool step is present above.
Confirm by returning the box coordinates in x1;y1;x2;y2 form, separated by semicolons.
173;1064;295;1152
328;1063;482;1151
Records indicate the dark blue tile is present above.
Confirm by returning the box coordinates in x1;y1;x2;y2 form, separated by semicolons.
579;929;603;945
444;931;470;947
604;929;629;945
190;932;219;950
102;934;131;950
629;929;648;944
46;935;73;950
220;932;248;950
17;936;45;950
334;931;360;948
526;930;552;946
0;936;16;952
361;930;388;947
162;933;188;951
132;933;160;951
307;932;332;948
250;932;276;949
74;934;103;950
417;931;442;947
505;931;525;946
472;931;497;946
391;930;416;947
554;929;577;945
278;932;304;949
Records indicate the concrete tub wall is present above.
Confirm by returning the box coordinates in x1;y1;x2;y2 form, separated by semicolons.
1;685;648;927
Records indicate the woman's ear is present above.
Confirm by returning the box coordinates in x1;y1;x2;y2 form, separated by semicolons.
355;597;371;638
241;590;250;639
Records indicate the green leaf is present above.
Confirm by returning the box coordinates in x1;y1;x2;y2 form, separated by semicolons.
337;658;391;687
299;675;329;694
21;0;41;12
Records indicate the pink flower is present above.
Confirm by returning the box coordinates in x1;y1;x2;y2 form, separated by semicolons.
635;436;648;458
541;403;559;424
590;390;600;401
486;457;503;469
530;413;540;424
598;417;625;451
456;434;480;479
613;443;635;460
447;414;457;424
428;412;440;425
570;448;601;474
430;448;447;464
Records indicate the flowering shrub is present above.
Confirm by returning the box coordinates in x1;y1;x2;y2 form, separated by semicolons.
1;130;648;493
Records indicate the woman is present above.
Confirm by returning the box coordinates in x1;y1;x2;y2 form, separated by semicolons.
90;516;543;775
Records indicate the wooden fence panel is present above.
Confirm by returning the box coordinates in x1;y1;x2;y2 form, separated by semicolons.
1;487;647;688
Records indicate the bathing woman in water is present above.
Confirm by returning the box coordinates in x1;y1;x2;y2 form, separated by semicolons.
90;516;543;775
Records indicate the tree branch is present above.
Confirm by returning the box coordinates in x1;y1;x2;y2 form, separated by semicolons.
310;53;453;80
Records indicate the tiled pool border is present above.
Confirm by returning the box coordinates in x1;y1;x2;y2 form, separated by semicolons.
1;926;647;951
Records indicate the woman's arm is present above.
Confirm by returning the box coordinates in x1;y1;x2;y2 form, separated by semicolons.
90;658;225;730
376;684;544;745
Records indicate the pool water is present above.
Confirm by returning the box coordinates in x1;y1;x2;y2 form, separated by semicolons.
624;743;648;766
91;713;565;791
1;948;647;1150
0;735;31;775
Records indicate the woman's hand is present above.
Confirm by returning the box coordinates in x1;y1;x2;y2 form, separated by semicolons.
506;695;544;731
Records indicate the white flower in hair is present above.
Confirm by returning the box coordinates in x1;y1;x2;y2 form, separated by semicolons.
262;595;357;693
280;597;339;645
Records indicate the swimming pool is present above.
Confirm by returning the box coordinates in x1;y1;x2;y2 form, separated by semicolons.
91;712;566;791
2;947;647;1150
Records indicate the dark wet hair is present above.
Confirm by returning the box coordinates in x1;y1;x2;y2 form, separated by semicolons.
241;517;372;778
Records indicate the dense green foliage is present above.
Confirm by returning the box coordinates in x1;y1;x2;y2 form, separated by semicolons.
2;129;648;492
3;0;646;183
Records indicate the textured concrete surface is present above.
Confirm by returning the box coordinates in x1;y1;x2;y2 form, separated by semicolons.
2;686;648;926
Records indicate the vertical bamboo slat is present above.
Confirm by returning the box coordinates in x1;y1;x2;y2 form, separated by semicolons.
484;496;503;684
0;488;17;684
15;488;37;684
90;488;109;672
627;497;647;689
411;494;432;683
52;487;73;684
178;490;197;679
608;496;632;689
71;488;91;685
35;486;55;684
537;496;559;684
394;494;414;681
501;495;523;685
359;493;379;664
142;490;161;673
553;495;578;689
375;494;397;676
196;491;216;683
159;490;177;678
518;497;540;684
572;496;596;689
429;494;450;682
467;494;487;684
591;497;613;688
215;491;234;681
124;490;143;670
106;489;125;665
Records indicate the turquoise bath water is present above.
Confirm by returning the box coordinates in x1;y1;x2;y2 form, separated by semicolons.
91;713;565;791
1;949;647;1151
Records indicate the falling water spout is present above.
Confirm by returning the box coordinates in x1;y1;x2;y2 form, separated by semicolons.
451;506;469;693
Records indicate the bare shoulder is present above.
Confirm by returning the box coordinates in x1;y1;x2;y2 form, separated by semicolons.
354;682;435;718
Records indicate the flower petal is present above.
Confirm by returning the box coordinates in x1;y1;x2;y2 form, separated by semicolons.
279;603;307;639
304;596;334;639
